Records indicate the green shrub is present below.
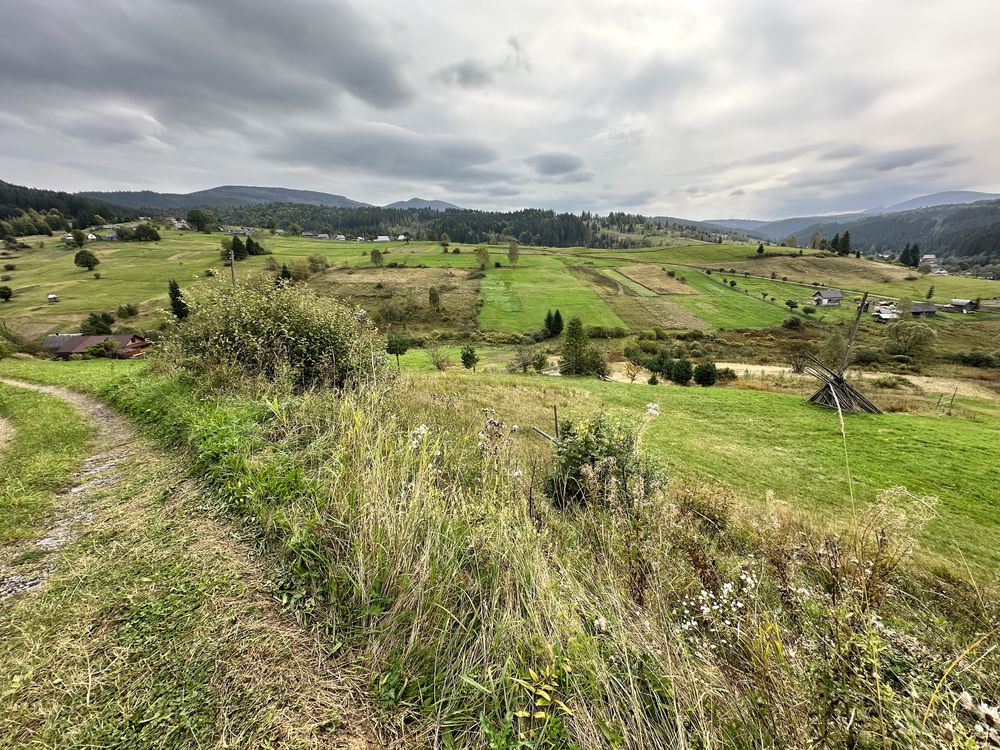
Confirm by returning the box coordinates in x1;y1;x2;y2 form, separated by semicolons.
670;358;693;385
944;350;998;368
693;361;718;387
716;366;737;381
782;316;803;330
166;275;388;390
547;411;665;508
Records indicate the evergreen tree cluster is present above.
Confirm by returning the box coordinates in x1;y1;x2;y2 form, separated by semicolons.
899;242;922;268
543;309;564;338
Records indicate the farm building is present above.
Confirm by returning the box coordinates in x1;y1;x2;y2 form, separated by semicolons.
374;235;391;242
944;299;976;314
910;301;938;317
872;305;898;323
43;333;152;359
812;288;844;306
335;234;346;241
315;233;330;240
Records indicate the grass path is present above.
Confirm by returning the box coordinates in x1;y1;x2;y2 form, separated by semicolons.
0;378;379;748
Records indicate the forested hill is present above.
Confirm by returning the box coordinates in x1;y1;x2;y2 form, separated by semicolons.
79;185;369;210
794;200;1000;265
213;203;591;247
0;180;134;230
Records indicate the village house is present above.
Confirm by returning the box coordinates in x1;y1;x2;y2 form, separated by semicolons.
334;234;346;241
944;299;976;314
315;233;330;240
812;288;844;306
910;301;938;317
43;333;152;359
374;235;391;242
871;305;898;323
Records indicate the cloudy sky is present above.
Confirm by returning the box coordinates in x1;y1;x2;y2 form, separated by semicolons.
1;0;998;219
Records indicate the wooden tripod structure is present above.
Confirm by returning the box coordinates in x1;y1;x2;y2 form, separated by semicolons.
804;291;883;414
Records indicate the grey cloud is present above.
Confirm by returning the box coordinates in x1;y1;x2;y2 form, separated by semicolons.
435;37;530;89
819;144;869;161
526;152;585;176
260;123;506;187
437;59;495;88
861;145;954;172
0;0;412;132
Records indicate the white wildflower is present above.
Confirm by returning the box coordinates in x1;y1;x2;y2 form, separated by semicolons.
645;402;660;416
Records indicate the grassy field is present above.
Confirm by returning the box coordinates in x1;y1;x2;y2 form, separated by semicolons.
661;266;790;329
479;259;625;331
5;356;996;571
412;370;1000;571
0;384;92;543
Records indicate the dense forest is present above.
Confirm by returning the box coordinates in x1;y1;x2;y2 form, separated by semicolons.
795;200;1000;265
210;203;594;247
0;180;133;236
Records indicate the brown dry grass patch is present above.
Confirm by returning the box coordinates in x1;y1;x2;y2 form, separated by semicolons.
618;264;698;295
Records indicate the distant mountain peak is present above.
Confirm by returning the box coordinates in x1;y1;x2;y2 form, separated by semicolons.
385;197;462;211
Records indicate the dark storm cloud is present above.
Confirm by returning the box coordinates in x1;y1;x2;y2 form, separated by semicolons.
260;123;507;187
526;152;585;176
0;0;411;131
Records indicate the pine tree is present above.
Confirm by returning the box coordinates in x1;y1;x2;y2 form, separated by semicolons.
168;279;188;320
757;243;764;255
831;233;841;254
841;231;851;255
560;316;588;375
460;345;479;372
552;310;564;336
544;310;554;337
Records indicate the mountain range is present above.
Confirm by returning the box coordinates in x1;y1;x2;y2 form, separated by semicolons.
707;191;1000;242
79;185;462;212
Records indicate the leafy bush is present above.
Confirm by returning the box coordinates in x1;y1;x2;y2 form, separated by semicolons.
716;366;737;382
2;263;14;271
117;303;139;319
547;411;665;508
166;275;388;390
944;350;998;368
80;311;115;335
782;316;803;330
853;347;884;365
587;325;628;338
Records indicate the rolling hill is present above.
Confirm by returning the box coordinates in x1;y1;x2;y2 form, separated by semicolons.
79;185;370;210
384;197;462;210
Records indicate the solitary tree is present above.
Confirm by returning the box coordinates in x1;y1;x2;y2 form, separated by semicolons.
756;242;765;255
885;321;936;361
784;234;798;248
428;286;441;311
507;242;520;267
561;316;589;375
186;208;214;233
386;332;409;368
74;248;99;272
0;285;12;303
371;248;384;267
474;246;490;270
785;299;799;311
460;345;479;372
440;232;450;251
810;231;822;249
71;229;86;247
168;279;188;320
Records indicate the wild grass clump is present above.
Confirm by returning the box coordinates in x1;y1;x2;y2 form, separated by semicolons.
164;274;388;390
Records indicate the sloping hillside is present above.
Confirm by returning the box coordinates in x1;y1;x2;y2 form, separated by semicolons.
79;185;370;210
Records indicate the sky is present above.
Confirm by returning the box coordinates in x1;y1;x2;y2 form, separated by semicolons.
1;0;999;220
